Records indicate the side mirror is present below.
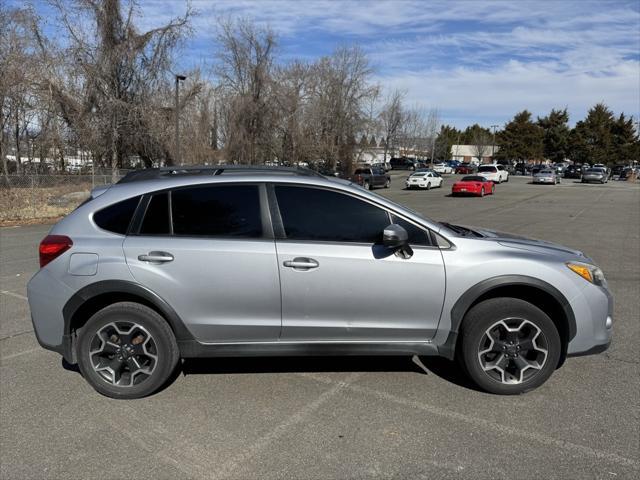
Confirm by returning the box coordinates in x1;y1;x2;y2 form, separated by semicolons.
383;224;413;259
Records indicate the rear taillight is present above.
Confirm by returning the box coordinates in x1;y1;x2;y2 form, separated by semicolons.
39;235;73;268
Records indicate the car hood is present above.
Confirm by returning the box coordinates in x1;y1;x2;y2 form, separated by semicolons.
462;225;588;259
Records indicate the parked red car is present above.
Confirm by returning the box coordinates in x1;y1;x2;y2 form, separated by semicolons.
451;175;495;197
455;163;477;174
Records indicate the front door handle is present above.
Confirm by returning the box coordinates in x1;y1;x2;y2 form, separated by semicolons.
283;257;319;270
138;251;174;264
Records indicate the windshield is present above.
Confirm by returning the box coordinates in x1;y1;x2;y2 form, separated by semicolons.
539;170;554;174
586;169;602;173
478;166;496;172
411;173;426;177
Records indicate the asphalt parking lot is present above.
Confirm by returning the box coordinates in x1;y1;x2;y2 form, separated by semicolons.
1;173;639;479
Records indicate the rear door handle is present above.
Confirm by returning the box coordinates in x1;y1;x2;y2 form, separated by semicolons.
138;251;174;264
283;257;319;270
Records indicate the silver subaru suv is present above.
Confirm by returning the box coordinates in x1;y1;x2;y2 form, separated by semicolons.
28;166;612;399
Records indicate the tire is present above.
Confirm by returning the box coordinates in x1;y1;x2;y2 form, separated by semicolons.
363;181;370;190
385;179;391;188
426;182;431;190
458;298;561;395
77;302;180;399
491;184;495;194
480;187;485;197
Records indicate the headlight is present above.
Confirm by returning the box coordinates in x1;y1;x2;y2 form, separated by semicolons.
566;262;606;286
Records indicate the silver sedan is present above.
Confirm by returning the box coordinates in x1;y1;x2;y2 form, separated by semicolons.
582;168;608;184
533;169;560;184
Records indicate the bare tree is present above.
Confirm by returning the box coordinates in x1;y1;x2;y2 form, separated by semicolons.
0;5;41;176
40;0;194;180
215;18;277;165
425;108;440;162
379;89;404;161
472;130;492;163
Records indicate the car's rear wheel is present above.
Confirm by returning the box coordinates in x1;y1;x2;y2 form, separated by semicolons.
426;182;431;190
480;187;485;197
77;302;180;399
458;298;561;395
385;179;391;188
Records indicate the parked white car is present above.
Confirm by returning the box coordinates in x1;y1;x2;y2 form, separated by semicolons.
477;164;509;183
405;171;443;190
432;163;453;174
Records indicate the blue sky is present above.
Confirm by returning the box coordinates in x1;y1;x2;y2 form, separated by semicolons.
23;0;640;129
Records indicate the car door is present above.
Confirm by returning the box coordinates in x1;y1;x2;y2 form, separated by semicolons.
123;183;281;343
431;172;442;187
271;184;446;342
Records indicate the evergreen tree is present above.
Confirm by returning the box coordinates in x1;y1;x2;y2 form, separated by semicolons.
537;108;570;162
497;111;543;161
569;103;615;165
434;125;459;161
611;113;639;165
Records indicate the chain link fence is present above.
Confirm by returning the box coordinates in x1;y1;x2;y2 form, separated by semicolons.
0;172;127;223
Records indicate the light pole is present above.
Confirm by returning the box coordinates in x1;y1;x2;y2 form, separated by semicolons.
175;74;187;165
491;124;499;161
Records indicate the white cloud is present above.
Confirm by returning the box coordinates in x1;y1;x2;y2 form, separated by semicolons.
377;59;640;128
101;0;640;126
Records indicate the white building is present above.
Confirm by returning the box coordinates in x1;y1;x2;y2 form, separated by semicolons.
451;144;500;164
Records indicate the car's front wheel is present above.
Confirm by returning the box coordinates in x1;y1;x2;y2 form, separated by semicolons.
77;302;180;399
458;298;561;395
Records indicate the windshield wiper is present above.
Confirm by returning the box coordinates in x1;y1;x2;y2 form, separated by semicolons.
440;222;482;237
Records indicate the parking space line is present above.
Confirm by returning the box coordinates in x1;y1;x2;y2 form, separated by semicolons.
297;372;639;469
1;290;28;301
212;372;362;479
0;347;44;362
569;189;607;221
0;329;34;342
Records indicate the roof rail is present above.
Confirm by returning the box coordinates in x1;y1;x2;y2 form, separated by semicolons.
117;164;324;184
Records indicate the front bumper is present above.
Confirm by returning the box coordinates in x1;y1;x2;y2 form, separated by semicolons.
566;282;613;356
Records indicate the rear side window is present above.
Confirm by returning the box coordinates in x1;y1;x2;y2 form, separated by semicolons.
275;186;389;243
171;185;262;237
140;192;170;235
93;196;141;234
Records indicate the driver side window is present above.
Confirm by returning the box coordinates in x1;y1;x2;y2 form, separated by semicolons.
275;186;390;243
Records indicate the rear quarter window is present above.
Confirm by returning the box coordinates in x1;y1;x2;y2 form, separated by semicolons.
93;196;141;234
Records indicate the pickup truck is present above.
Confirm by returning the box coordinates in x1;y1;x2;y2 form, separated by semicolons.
351;167;391;190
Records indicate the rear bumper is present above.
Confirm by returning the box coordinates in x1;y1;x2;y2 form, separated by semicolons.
27;268;75;360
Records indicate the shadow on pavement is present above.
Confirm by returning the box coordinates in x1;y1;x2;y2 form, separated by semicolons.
181;355;481;391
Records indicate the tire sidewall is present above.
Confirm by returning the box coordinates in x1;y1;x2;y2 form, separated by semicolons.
459;298;561;395
77;302;179;399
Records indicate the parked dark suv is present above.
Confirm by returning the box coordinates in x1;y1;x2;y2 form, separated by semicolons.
390;157;418;170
